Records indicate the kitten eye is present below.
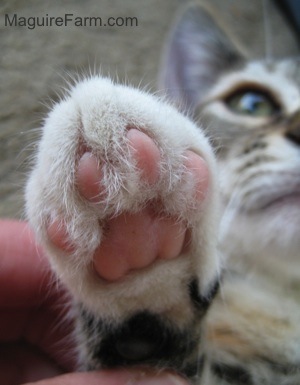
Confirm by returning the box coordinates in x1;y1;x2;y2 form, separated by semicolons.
224;89;280;117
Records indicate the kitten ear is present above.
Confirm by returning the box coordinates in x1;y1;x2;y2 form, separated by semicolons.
159;4;245;111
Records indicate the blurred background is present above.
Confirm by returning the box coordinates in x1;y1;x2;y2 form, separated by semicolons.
0;0;299;218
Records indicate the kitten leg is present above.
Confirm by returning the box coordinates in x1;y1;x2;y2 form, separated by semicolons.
26;76;220;380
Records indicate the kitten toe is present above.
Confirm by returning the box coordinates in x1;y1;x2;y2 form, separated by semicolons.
127;128;161;186
77;152;104;202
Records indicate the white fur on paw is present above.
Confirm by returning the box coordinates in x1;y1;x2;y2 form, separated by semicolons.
26;76;220;321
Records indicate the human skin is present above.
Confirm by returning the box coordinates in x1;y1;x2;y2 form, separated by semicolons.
0;220;187;385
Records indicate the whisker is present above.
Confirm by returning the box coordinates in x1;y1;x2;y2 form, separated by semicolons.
218;184;242;246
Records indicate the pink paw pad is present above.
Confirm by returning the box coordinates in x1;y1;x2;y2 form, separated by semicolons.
47;129;209;282
92;209;186;281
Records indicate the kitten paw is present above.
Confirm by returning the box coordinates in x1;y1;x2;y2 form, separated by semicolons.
47;129;209;282
26;76;220;374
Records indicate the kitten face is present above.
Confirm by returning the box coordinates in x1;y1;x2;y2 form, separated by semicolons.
161;5;300;268
200;59;300;265
201;59;300;211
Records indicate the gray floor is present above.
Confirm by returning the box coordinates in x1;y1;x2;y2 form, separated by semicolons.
0;0;298;218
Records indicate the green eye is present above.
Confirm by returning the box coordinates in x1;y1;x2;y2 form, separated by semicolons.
225;89;280;117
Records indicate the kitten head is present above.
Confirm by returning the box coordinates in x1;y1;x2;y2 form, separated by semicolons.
160;3;300;277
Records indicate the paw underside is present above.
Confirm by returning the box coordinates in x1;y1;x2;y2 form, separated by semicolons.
26;77;220;379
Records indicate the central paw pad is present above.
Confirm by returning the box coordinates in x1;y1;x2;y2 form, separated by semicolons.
47;126;209;282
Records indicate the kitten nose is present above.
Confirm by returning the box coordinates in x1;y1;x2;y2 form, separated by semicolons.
286;110;300;146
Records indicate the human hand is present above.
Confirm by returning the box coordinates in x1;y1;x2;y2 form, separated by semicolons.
0;220;188;385
0;220;74;384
